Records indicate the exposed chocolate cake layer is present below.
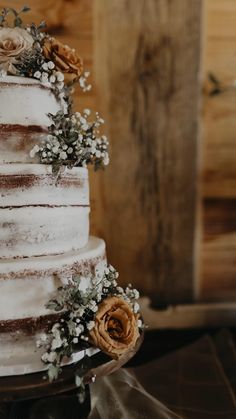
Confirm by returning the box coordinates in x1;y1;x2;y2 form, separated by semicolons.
0;125;48;163
0;173;86;191
0;313;62;334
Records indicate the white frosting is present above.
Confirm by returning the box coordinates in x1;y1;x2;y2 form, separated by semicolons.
0;206;90;258
0;237;106;320
0;164;89;206
0;76;60;126
0;332;99;376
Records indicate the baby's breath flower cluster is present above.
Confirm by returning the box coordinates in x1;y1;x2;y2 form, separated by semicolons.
30;110;109;175
39;263;141;382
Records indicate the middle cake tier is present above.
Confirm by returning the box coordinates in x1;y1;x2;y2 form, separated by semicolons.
0;164;90;258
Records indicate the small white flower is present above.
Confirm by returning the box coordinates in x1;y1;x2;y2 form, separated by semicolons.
103;279;110;288
48;61;55;69
34;71;41;79
52;323;60;333
41;353;49;363
41;71;49;80
75;324;84;336
84;108;91;116
59;151;67;160
133;302;140;313
51;336;63;350
87;320;95;331
56;71;64;82
29;144;40;158
91;305;98;313
47;351;57;363
79;116;86;124
133;289;140;299
52;146;59;154
57;82;64;90
137;319;143;328
73;337;79;344
103;153;110;166
42;62;48;71
49;75;56;83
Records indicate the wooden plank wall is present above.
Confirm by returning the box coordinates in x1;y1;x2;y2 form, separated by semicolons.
93;0;202;304
1;0;236;302
200;0;236;301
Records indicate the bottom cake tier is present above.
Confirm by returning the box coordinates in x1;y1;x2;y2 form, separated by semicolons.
0;236;105;376
0;332;99;376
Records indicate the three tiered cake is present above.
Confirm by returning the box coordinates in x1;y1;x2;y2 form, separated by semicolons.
0;7;141;380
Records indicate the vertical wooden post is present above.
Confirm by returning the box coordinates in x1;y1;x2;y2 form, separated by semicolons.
94;0;202;304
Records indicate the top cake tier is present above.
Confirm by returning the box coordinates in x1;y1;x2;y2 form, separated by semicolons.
0;76;61;163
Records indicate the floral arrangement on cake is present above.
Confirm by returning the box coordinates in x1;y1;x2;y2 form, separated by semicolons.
0;6;108;175
38;263;142;384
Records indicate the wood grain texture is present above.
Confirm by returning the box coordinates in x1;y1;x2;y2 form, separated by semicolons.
94;0;202;303
200;0;236;300
201;198;236;301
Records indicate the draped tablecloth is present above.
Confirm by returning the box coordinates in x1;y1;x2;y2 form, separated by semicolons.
1;330;236;418
88;330;236;419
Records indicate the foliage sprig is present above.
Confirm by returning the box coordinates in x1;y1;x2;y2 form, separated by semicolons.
38;263;141;384
30;110;109;175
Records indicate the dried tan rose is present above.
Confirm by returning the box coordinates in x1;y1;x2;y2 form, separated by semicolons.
89;296;140;359
0;27;34;74
42;37;83;82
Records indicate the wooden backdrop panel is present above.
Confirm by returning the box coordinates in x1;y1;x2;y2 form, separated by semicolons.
94;0;202;303
201;0;236;301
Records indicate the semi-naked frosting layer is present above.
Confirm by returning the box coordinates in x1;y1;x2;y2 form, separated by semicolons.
0;237;106;324
0;206;89;258
0;76;60;126
0;165;90;258
0;164;89;206
0;76;61;163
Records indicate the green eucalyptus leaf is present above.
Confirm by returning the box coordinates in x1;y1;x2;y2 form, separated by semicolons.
38;20;46;30
21;5;31;13
14;17;22;27
45;300;62;311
